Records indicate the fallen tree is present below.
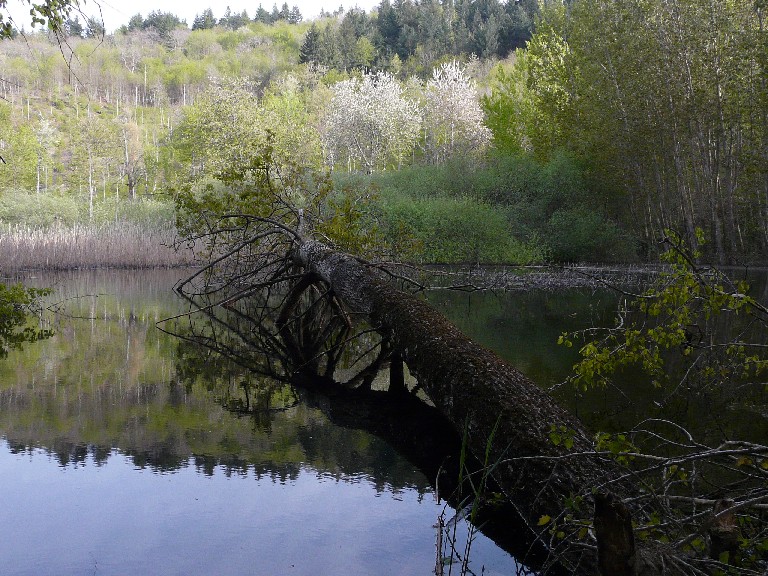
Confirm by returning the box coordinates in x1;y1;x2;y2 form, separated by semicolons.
168;155;767;574
295;240;608;520
170;212;640;570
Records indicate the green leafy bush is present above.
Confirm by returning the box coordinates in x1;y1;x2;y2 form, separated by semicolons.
380;195;546;264
0;191;177;231
546;207;635;262
349;151;635;263
0;190;81;227
365;160;479;201
91;198;176;229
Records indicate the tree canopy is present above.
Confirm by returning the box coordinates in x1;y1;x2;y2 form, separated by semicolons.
485;0;768;263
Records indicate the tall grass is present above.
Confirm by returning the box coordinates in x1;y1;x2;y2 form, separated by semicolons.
0;194;195;271
0;222;195;271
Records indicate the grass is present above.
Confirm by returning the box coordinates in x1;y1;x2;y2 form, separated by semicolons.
0;190;200;273
0;222;196;271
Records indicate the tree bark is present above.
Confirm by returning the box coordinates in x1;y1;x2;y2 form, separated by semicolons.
296;240;613;541
595;492;636;576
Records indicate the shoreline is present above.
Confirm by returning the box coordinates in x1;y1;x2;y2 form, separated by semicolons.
3;222;765;291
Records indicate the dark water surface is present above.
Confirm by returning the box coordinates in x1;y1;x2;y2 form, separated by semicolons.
0;270;516;576
429;269;768;441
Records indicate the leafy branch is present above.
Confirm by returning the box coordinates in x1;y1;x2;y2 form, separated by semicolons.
560;229;768;393
0;283;53;357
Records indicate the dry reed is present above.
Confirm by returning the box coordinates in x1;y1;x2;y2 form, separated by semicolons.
0;222;197;271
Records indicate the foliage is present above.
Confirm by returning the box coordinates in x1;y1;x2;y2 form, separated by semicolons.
495;0;768;263
0;189;81;226
90;196;176;228
0;103;37;190
380;194;545;264
298;22;319;64
0;283;52;358
126;10;185;42
1;15;498;183
261;71;326;170
364;153;635;263
315;183;385;256
498;151;635;262
303;0;539;75
539;231;768;574
0;1;693;267
169;78;274;187
0;0;78;38
540;420;768;574
482;57;539;155
545;207;632;263
168;76;340;249
423;60;491;164
560;230;768;392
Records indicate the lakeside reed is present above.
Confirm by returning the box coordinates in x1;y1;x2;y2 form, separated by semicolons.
0;222;197;271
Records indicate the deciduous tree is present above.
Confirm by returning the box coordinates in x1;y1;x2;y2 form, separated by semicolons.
423;60;490;164
500;0;768;263
322;71;421;172
0;0;83;38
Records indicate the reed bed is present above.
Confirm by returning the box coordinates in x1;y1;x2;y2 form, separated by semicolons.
0;222;197;271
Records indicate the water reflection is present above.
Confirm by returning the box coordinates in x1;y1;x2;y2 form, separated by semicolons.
429;280;768;443
0;269;518;576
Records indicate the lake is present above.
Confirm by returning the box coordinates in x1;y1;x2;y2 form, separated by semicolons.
0;269;519;576
1;267;765;575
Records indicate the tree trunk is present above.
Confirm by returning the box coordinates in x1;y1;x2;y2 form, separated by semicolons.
296;240;614;542
292;240;708;575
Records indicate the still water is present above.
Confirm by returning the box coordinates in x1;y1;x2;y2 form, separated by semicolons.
430;268;768;441
0;270;517;576
2;268;765;575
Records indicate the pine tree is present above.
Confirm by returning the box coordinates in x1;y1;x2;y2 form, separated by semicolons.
65;16;84;37
299;23;320;64
255;5;271;23
192;9;216;30
288;5;303;24
84;16;104;38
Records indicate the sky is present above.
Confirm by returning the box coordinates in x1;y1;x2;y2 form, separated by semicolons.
5;0;379;33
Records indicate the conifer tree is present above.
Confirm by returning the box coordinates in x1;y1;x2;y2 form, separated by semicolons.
192;9;216;30
299;23;320;64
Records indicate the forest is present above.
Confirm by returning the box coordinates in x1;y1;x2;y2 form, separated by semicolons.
0;0;763;267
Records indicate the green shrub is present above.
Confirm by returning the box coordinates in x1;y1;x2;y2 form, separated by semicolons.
365;159;480;201
473;154;543;205
0;190;176;231
546;207;635;262
340;151;638;263
0;190;81;227
91;197;176;229
381;195;546;264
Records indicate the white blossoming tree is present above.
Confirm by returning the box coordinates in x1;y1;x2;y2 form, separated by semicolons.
322;72;421;173
423;60;491;164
